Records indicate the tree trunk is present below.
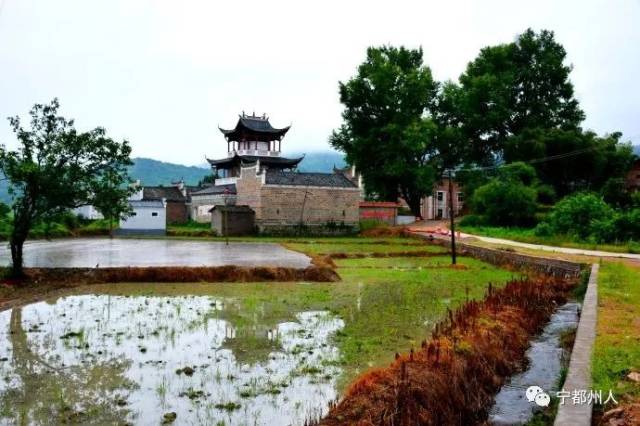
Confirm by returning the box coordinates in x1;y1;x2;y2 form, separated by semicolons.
404;192;423;220
9;236;25;278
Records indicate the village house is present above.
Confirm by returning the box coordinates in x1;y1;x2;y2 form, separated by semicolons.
421;178;464;220
142;184;188;224
201;112;361;233
118;186;167;235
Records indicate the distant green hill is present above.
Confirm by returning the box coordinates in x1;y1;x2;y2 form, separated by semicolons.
129;157;210;186
288;151;347;172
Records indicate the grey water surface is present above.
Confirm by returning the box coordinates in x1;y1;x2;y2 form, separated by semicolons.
489;301;580;425
0;238;311;268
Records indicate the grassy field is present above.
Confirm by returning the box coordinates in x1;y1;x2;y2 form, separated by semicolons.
47;237;517;391
593;261;640;406
459;225;640;254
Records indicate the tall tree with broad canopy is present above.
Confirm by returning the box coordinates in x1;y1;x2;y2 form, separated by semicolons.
0;99;133;277
330;46;439;217
439;28;585;162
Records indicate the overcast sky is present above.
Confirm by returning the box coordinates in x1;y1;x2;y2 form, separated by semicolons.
1;1;639;165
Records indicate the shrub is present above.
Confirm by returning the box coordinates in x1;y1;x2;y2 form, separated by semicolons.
533;222;554;237
544;192;614;240
471;180;538;227
613;209;640;241
459;214;485;227
589;217;618;243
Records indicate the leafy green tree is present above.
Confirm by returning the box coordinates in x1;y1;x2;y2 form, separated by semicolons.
0;99;133;276
92;167;134;238
504;128;634;196
0;202;10;219
330;46;439;217
197;173;216;187
439;28;585;162
470;164;539;226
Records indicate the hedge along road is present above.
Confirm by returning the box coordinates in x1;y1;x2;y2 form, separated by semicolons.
0;238;312;268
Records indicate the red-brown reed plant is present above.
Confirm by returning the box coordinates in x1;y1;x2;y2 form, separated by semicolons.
315;276;574;426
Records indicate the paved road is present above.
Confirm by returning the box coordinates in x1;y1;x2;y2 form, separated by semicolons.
0;238;312;268
462;234;640;260
408;221;640;260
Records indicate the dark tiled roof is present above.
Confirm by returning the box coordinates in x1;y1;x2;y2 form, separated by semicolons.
265;170;358;188
207;154;303;168
219;114;290;137
130;200;165;208
191;184;237;196
143;186;186;202
209;205;254;213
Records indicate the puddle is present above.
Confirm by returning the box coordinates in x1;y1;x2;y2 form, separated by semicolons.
0;238;311;268
0;294;343;425
488;301;580;425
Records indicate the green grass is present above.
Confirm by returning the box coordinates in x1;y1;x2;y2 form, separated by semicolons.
283;238;440;255
592;261;640;405
79;237;516;391
459;225;640;254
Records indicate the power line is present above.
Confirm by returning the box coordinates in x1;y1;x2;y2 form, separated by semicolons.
452;145;603;173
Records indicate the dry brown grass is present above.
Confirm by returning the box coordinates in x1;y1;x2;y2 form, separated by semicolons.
12;265;340;285
360;226;409;238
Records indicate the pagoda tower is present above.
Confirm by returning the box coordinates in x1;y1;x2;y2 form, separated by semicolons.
207;112;303;182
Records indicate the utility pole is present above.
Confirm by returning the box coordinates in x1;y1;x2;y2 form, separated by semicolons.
222;188;231;246
447;169;457;265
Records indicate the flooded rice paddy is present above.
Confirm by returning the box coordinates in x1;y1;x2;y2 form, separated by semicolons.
0;238;311;269
0;293;343;425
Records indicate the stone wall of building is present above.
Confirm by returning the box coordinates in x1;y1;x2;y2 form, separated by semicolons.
235;165;264;217
235;164;360;234
211;206;255;236
259;185;360;227
190;194;227;223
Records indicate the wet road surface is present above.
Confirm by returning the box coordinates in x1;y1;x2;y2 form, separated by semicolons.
0;238;311;268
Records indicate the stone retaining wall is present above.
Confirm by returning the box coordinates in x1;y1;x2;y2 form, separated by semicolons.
412;234;585;278
554;263;598;426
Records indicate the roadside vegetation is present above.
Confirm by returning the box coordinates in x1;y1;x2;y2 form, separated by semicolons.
460;186;640;253
593;261;640;408
458;225;640;254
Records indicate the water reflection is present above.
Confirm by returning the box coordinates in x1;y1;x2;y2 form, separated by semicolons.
0;294;344;425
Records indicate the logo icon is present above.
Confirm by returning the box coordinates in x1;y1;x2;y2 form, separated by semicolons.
526;385;551;407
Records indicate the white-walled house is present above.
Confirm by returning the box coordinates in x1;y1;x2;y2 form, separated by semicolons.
117;186;167;235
